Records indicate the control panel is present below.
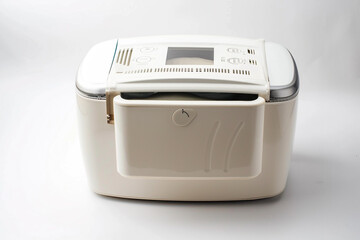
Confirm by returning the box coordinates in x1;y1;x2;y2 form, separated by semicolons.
121;45;262;68
108;37;269;91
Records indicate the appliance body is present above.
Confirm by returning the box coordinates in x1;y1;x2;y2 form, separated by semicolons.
76;36;299;201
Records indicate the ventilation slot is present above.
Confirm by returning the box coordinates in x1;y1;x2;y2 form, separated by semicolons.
154;67;194;73
247;49;255;55
249;59;257;65
123;68;153;74
116;48;133;66
148;67;232;73
118;68;250;76
233;70;250;75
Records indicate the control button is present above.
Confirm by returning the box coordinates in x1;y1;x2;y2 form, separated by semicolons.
172;108;197;127
227;48;239;53
140;47;156;53
227;58;240;64
227;58;246;65
136;56;152;63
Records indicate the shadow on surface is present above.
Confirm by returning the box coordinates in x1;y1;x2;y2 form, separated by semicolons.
88;152;339;227
95;190;284;206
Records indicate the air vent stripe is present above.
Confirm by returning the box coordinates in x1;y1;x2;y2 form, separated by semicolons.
127;49;133;66
124;49;129;65
116;48;133;66
116;49;122;63
119;50;125;64
120;68;250;76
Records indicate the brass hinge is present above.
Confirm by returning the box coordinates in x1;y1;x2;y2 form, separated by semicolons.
106;91;119;124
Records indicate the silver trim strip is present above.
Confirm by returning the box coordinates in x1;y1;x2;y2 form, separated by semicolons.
76;87;106;100
269;52;299;102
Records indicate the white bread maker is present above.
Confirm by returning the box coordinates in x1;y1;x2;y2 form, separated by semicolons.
76;35;299;201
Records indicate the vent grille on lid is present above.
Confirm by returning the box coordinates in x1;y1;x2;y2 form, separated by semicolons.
249;59;257;65
247;48;255;54
116;48;133;66
117;67;251;75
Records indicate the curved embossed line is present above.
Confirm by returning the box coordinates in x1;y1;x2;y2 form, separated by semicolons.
224;122;244;172
204;121;220;172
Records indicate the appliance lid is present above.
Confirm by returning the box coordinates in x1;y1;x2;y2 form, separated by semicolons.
106;36;270;101
76;36;299;103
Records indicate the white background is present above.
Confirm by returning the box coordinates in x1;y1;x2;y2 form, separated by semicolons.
1;0;360;239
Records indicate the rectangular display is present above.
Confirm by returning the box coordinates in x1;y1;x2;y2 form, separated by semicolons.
166;47;214;65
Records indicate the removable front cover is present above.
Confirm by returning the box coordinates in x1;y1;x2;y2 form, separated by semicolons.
113;96;265;178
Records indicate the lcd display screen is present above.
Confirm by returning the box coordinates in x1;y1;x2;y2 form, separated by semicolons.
166;47;214;65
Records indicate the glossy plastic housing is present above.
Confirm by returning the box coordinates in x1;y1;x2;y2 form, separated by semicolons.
76;36;299;201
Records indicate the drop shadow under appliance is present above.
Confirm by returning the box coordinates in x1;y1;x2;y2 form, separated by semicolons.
76;35;299;201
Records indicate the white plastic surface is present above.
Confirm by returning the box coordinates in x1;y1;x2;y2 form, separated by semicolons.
76;40;117;96
2;1;359;237
107;36;270;99
113;96;265;178
265;42;295;87
74;36;299;200
76;38;296;98
76;93;298;200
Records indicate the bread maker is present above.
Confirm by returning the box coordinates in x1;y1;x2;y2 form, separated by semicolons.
76;35;299;201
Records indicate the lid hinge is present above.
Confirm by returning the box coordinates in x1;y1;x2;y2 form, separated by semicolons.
106;91;119;124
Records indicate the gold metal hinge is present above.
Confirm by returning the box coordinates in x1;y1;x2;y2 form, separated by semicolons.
106;91;119;124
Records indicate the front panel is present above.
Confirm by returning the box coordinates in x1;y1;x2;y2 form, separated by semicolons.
114;96;265;178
